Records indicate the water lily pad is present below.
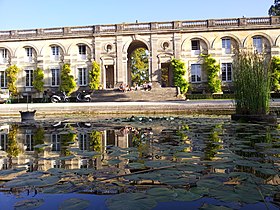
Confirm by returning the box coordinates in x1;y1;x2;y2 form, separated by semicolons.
174;189;202;201
196;179;223;189
14;198;44;210
106;193;157;210
128;162;145;169
146;187;176;202
59;198;90;210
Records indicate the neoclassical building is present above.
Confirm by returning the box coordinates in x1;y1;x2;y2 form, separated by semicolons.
0;16;280;96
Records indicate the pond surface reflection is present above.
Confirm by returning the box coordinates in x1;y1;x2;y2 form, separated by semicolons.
0;116;279;210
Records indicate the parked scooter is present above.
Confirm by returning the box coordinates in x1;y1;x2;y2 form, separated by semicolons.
51;91;70;103
76;91;91;102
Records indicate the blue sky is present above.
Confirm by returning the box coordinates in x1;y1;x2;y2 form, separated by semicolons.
0;0;274;30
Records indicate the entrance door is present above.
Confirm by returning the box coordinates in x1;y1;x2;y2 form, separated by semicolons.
106;65;114;88
161;62;172;87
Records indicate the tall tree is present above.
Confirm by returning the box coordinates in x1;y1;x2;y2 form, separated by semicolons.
130;48;149;85
59;63;76;95
269;0;280;16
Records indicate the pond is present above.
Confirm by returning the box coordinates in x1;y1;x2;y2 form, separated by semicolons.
0;115;279;210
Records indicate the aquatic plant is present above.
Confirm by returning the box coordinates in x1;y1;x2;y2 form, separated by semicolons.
233;51;271;115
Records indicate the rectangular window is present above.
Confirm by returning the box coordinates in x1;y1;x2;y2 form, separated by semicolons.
25;47;33;62
0;49;8;63
221;63;232;82
0;134;8;151
78;45;86;60
51;134;61;151
191;40;200;55
253;37;262;53
79;133;88;151
51;46;60;61
25;133;34;151
78;68;87;86
222;38;231;54
25;70;33;87
191;64;201;83
78;45;86;55
51;69;60;86
0;71;7;88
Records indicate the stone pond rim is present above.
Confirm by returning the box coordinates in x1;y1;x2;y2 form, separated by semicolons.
231;113;278;124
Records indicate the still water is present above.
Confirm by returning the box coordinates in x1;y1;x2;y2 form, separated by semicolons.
0;116;279;210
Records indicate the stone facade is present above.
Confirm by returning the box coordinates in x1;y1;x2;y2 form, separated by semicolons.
1;16;280;96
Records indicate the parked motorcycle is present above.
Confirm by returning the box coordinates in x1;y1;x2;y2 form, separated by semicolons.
76;91;91;102
51;91;70;103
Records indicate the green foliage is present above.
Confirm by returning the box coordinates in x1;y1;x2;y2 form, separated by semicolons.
201;54;222;93
171;58;189;94
59;64;76;95
7;125;20;157
233;51;271;115
34;126;45;153
130;48;149;85
89;61;101;90
89;130;102;152
6;65;19;96
32;68;44;92
270;56;280;92
268;0;280;16
61;125;77;156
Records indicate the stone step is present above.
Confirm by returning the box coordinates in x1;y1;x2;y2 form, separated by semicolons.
90;87;183;102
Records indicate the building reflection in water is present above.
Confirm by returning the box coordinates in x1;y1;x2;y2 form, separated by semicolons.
0;122;174;173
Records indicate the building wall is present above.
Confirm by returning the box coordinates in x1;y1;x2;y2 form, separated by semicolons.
0;16;280;96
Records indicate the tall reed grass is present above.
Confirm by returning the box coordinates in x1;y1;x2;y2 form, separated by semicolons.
233;51;271;115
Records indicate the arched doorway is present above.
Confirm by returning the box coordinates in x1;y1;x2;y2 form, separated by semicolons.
127;41;149;87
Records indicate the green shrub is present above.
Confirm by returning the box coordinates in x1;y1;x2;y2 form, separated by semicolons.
6;65;20;96
33;68;44;92
89;61;101;90
201;54;222;93
59;63;76;95
171;58;189;94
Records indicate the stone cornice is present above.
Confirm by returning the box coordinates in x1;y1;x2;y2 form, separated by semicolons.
0;16;280;41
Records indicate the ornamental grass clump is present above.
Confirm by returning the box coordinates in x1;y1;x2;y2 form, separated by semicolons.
233;51;271;115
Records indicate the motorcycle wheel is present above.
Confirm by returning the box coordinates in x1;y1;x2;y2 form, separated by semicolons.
85;98;91;102
51;97;58;103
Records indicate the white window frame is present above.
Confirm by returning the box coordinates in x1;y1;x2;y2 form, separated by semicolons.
0;49;8;64
78;45;87;60
222;38;231;54
0;133;8;151
78;67;88;86
191;64;202;83
221;63;232;82
25;47;33;62
51;46;60;61
25;132;33;151
79;133;88;151
25;69;33;87
51;68;60;86
0;71;7;88
253;37;263;53
51;134;61;151
191;40;200;55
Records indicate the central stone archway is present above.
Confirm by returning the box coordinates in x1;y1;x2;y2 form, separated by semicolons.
127;40;149;87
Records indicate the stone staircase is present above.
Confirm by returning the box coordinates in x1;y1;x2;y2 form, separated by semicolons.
90;87;184;102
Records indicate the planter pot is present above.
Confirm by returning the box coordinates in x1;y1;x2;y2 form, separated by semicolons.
19;110;36;122
231;113;277;124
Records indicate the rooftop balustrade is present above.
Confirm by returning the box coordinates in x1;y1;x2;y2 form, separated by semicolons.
0;16;279;40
